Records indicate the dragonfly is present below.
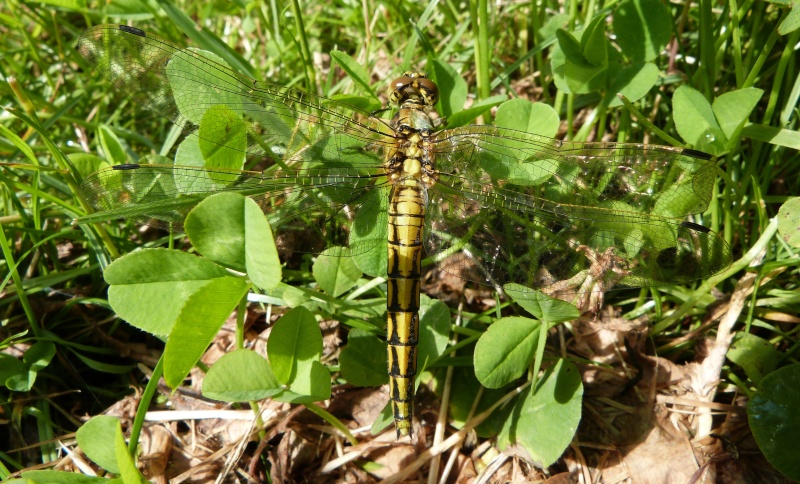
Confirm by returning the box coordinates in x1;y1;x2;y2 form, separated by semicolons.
76;24;732;438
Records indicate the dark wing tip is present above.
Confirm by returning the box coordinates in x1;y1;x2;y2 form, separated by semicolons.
112;163;141;170
680;220;711;233
681;148;713;160
118;25;146;37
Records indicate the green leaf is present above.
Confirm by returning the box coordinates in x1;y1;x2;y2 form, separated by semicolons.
498;358;583;467
495;100;560;138
444;94;506;128
98;125;127;165
479;145;560;186
711;88;764;146
727;333;782;384
198;105;246;171
474;316;540;389
777;197;800;248
166;48;242;126
429;59;467;118
603;42;626;91
612;0;673;62
652;177;710;218
5;370;34;392
564;43;609;93
244;198;282;291
372;402;395;435
330;50;375;96
740;123;800;150
779;4;800;34
115;420;148;483
550;44;570;93
313;247;362;297
185;192;247;271
185;192;281;289
69;153;109;181
267;307;323;385
159;5;257;78
105;249;231;336
672;85;726;155
70;351;136;374
340;328;387;387
418;297;451;372
260;308;332;403
76;415;121;474
274;360;331;403
581;15;608;66
0;122;38;165
538;13;570;42
174;134;205;167
556;29;592;68
447;365;511;438
329;94;382;112
607;62;660;107
351;190;388;277
503;285;581;322
203;349;282;401
279;284;314;308
164;276;251;387
24;341;55;372
748;364;800;480
0;354;28;391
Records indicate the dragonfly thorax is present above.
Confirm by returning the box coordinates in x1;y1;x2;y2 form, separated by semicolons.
385;130;437;187
386;106;438;188
386;72;439;188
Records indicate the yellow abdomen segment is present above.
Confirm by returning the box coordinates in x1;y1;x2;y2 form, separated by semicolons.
386;181;425;437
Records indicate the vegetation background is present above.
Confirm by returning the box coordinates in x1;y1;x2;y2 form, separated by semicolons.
1;0;799;482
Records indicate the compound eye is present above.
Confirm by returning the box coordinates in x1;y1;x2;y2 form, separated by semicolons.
393;76;414;90
388;76;415;103
417;78;439;105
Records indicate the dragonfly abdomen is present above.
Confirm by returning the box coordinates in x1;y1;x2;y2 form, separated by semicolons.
386;181;425;437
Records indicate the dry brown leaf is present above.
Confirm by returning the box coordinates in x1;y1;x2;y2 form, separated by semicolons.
139;425;172;484
601;407;699;484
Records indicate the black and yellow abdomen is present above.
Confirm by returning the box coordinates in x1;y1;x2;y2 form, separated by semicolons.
386;180;426;437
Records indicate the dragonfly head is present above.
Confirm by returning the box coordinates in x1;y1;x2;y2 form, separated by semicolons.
388;71;439;108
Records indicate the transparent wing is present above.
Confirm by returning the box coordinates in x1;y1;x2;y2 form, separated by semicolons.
76;25;395;160
77;25;395;256
425;126;732;292
79;164;390;257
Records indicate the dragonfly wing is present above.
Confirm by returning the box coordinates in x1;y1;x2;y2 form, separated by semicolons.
426;126;732;292
77;25;395;257
79;164;389;257
77;25;394;160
